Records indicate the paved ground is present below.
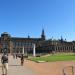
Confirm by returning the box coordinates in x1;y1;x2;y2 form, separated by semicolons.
24;60;75;75
0;55;75;75
0;55;37;75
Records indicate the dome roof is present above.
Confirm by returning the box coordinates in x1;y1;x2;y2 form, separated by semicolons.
1;32;11;37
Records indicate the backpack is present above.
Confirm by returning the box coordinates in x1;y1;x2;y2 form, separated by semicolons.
1;55;8;64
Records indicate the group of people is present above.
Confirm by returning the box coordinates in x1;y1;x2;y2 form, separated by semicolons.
1;53;24;75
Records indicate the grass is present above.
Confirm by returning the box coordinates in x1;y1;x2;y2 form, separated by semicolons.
31;53;75;62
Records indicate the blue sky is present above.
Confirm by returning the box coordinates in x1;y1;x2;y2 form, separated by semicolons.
0;0;75;41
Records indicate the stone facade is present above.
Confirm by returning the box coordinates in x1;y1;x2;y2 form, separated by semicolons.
0;30;45;54
38;39;75;54
0;31;75;54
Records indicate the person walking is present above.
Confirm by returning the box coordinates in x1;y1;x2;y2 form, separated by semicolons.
1;53;8;75
21;54;24;66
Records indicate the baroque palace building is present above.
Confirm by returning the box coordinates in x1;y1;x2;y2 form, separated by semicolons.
0;29;45;54
0;29;75;54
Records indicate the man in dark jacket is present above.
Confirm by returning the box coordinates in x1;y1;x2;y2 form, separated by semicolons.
21;54;24;66
1;53;8;75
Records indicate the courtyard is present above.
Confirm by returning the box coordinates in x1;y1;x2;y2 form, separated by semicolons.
0;53;75;75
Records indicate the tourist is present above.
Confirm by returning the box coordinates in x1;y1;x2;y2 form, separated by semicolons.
21;54;24;66
1;53;8;75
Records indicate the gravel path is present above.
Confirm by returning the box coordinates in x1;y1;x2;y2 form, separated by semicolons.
24;60;75;75
0;55;37;75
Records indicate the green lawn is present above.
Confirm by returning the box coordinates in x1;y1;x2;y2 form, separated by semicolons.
31;53;75;62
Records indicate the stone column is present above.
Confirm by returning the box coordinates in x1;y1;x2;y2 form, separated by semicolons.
22;46;24;54
33;43;36;57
